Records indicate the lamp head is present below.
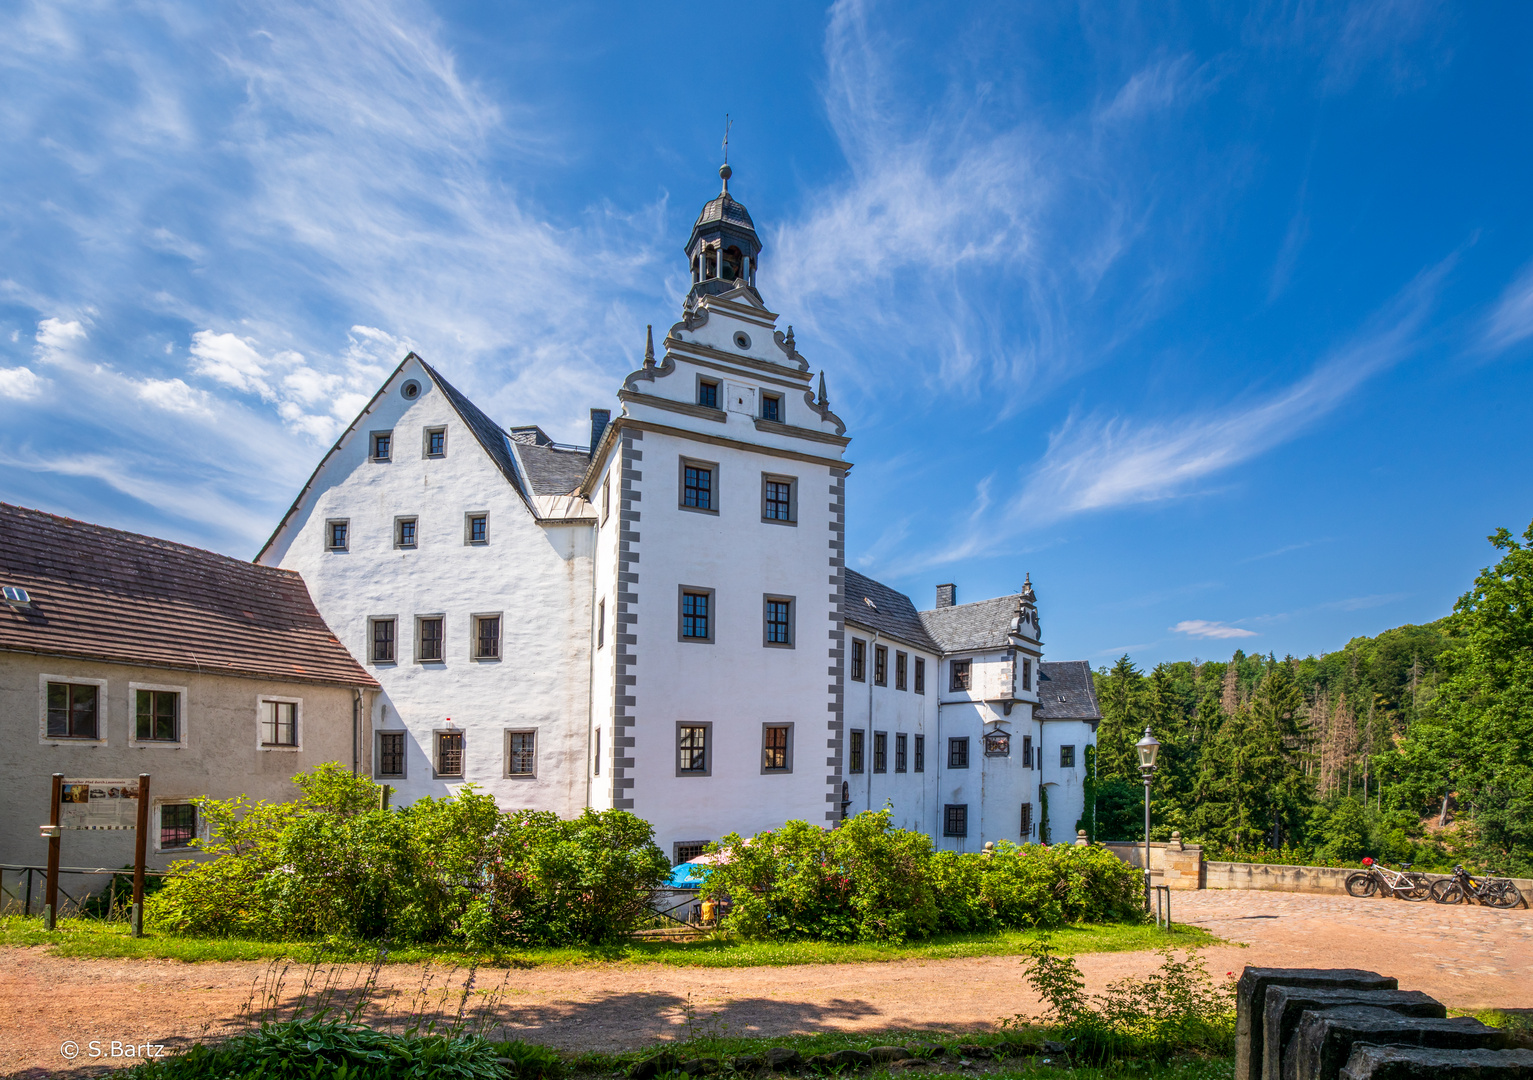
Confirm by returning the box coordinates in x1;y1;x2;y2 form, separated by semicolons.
1136;727;1161;772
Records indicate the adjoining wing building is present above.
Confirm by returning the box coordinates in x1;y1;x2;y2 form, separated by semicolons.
258;166;1099;860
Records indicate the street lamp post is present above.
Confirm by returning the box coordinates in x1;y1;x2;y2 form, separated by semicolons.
1136;727;1161;911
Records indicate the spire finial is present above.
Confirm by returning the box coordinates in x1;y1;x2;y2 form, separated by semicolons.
817;371;828;407
720;114;732;194
643;324;655;368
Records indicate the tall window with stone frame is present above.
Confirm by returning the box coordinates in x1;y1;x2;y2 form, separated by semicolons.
371;618;396;663
873;731;887;773
762;724;790;772
915;657;926;694
417;617;445;662
764;597;792;646
895;732;908;772
474;615;500;660
435;731;464;777
1023;734;1033;768
948;736;970;769
678;725;709;774
378;732;405;778
1022;658;1032;691
914;733;925;772
506;730;536;777
873;645;888;686
136;689;179;743
950;659;972;691
762;476;794;522
681;591;711;640
848;729;864;774
895;651;907;690
850;639;866;681
683;463;714;510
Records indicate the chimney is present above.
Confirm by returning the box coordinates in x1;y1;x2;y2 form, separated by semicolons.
588;408;611;456
936;583;956;609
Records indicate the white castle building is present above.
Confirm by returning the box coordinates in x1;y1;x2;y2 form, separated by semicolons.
258;166;1099;861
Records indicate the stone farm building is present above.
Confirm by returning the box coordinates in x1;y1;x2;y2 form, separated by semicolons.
256;166;1102;861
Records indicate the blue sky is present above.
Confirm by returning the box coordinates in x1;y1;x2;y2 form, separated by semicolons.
3;1;1532;668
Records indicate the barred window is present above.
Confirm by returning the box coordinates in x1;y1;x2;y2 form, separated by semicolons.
895;732;908;772
475;616;500;659
948;737;970;769
675;841;709;863
873;731;887;773
372;618;396;663
944;804;968;838
47;682;99;739
874;645;888;686
950;659;971;691
763;725;790;771
682;592;710;639
418;617;444;661
436;731;464;777
895;651;907;690
160;804;197;849
764;479;793;521
678;725;708;773
850;639;866;681
379;732;405;777
914;734;925;772
261;701;297;747
915;657;926;694
683;464;713;510
136;689;179;742
507;731;536;776
765;598;791;645
1020;802;1033;838
849;729;864;774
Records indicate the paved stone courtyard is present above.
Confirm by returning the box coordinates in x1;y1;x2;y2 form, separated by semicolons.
1;889;1529;1077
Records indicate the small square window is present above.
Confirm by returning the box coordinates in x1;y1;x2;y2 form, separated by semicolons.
698;379;720;409
474;615;501;660
850;639;866;682
874;645;888;686
762;724;792;773
418;616;445;662
425;427;447;457
915;657;926;694
895;651;907;691
679;588;714;642
135;689;180;743
160;804;198;850
506;729;536;777
435;731;464;777
378;731;406;778
944;804;968;838
371;617;396;663
395;516;417;549
948;736;970;769
985;733;1011;757
760;393;782;422
677;723;711;775
895;732;908;772
764;596;794;647
873;731;887;773
849;729;864;774
326;519;349;551
950;659;972;692
261;700;299;747
762;475;796;523
681;460;717;513
1060;744;1076;769
914;734;925;772
465;513;488;545
372;431;392;461
46;682;100;740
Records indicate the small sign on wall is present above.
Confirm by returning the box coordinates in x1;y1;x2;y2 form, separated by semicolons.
60;779;140;830
724;382;757;415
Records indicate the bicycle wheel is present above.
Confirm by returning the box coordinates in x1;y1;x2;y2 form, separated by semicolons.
1486;880;1525;909
1430;878;1465;904
1346;872;1378;898
1400;873;1433;901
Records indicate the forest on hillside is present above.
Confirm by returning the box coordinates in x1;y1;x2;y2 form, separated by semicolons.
1086;518;1533;876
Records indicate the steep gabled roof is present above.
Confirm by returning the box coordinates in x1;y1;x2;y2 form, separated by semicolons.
1036;661;1102;721
918;594;1023;653
0;503;377;688
843;569;939;652
417;359;532;507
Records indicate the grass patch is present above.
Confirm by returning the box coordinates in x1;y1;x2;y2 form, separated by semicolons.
0;915;1220;968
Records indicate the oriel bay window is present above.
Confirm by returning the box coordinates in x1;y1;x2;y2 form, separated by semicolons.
677;723;711;776
679;588;714;642
45;681;100;740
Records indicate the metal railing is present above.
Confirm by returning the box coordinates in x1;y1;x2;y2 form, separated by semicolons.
1149;883;1172;930
0;864;168;919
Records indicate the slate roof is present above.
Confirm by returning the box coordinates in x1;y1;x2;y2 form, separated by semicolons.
918;593;1023;653
1035;661;1102;721
0;504;378;688
418;359;532;507
693;192;757;233
843;569;940;652
515;442;593;496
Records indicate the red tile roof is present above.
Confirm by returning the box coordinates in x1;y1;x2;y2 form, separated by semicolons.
0;503;377;688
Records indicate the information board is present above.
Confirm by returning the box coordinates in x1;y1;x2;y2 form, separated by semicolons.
59;779;140;830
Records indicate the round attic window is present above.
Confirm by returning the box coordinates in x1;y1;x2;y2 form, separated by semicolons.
401;379;421;400
733;332;752;350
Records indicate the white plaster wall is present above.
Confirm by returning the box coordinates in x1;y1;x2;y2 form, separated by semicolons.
1039;718;1094;845
262;357;593;816
841;632;938;834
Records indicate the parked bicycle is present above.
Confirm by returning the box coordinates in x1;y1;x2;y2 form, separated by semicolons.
1429;865;1527;908
1345;857;1432;901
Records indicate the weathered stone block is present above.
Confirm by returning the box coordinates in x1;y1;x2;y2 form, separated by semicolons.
1339;1045;1533;1079
764;1047;803;1073
1288;1006;1504;1080
1236;967;1398;1080
867;1047;912;1063
1262;987;1445;1080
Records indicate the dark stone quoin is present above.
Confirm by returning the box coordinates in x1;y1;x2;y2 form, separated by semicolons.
1236;968;1399;1080
1262;987;1446;1080
1287;1006;1504;1080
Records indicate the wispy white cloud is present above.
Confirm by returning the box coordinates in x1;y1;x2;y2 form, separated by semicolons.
1481;260;1533;353
1172;620;1258;639
0;366;45;400
1097;53;1209;123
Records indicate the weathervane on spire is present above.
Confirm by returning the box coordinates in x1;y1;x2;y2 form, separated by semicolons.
720;114;732;194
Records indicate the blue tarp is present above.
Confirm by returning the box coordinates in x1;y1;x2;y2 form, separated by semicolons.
666;860;712;889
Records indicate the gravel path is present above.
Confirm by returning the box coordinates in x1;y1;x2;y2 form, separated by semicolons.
3;890;1529;1078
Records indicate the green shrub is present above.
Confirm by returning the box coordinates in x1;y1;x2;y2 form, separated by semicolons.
703;811;1143;942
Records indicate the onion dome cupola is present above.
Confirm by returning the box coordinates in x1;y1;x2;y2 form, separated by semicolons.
686;163;762;304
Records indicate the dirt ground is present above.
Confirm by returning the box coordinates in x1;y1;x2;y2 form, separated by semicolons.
2;890;1530;1078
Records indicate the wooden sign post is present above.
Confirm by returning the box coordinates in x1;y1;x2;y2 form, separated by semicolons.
131;773;151;938
43;773;62;931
